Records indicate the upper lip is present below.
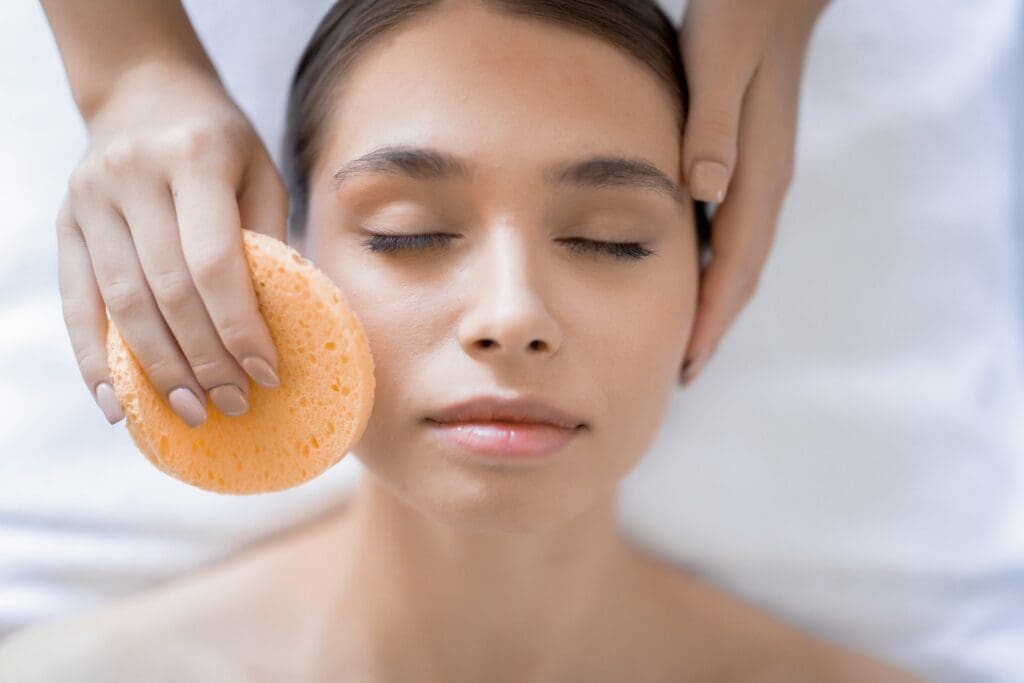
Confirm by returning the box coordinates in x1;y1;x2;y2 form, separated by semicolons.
427;395;585;430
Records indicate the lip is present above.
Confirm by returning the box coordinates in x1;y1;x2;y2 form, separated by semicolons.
428;421;582;459
426;395;586;430
425;395;586;460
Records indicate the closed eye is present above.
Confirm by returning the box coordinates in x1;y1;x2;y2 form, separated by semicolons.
359;232;655;261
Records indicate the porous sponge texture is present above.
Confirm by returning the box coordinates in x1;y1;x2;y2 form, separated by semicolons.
106;229;375;495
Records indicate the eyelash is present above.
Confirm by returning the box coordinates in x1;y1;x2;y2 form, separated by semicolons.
359;232;655;261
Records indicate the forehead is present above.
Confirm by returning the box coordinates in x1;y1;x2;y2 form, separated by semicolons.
313;1;681;184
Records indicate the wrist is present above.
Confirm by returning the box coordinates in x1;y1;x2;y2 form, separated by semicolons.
85;57;228;135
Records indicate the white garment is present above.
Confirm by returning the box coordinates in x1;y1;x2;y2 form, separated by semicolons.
1;1;1021;680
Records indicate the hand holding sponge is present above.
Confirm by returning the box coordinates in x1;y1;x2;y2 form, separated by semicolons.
105;230;375;494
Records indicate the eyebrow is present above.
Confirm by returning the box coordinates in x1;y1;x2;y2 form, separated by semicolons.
331;145;684;206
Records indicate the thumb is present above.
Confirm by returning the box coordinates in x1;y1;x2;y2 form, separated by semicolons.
238;150;289;244
680;55;753;203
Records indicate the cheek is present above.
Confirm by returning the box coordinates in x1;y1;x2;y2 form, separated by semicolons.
586;258;695;465
315;241;449;445
593;231;698;463
590;235;698;383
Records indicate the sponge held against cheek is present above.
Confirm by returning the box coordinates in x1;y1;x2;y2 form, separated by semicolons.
105;229;376;495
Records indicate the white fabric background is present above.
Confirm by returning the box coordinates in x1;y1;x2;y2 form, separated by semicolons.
1;1;1022;680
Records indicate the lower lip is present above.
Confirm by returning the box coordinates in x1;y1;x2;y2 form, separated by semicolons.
427;420;583;459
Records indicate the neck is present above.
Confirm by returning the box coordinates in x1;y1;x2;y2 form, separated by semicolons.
324;471;634;681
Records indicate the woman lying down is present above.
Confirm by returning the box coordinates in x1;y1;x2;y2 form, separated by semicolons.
0;1;922;681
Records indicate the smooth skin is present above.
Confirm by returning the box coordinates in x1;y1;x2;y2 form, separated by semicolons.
40;0;827;428
5;3;921;681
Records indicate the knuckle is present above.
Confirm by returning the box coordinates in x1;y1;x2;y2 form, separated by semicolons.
213;316;254;354
141;354;182;388
168;124;228;170
692;112;736;146
74;346;107;379
189;247;234;286
55;198;78;238
102;279;146;317
150;269;196;311
55;214;80;241
60;294;93;328
68;163;102;200
187;355;234;388
100;138;144;176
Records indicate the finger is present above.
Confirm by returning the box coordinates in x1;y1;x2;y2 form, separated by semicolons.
679;7;760;203
680;62;798;385
172;170;281;389
69;175;210;428
117;179;253;417
56;194;124;425
238;149;289;243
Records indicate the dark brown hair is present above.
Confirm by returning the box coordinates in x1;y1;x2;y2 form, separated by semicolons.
282;0;710;248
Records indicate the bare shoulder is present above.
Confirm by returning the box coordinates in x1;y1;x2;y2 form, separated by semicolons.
622;545;924;682
0;515;338;683
0;569;259;683
0;611;261;683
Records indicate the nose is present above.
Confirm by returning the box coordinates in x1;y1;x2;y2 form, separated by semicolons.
457;225;563;361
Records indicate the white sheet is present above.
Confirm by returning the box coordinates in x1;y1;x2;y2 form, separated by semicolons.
1;1;1021;680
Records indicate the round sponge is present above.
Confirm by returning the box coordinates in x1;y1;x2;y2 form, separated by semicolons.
105;229;375;494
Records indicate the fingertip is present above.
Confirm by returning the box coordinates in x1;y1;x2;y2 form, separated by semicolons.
688;160;731;203
680;351;709;386
241;355;280;389
93;381;125;425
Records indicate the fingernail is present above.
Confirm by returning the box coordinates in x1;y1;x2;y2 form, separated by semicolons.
689;160;730;203
209;384;249;417
94;382;124;424
241;356;280;388
681;352;709;386
168;387;207;428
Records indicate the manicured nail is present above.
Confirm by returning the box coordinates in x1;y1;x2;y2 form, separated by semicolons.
94;381;124;424
241;356;280;388
209;384;249;416
168;387;207;428
681;352;709;386
689;160;730;203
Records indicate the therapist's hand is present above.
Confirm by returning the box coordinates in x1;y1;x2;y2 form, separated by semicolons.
678;0;829;385
57;60;288;427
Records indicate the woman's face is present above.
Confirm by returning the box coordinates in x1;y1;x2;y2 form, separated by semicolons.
304;1;698;534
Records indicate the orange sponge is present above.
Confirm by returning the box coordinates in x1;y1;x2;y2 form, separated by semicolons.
106;229;375;494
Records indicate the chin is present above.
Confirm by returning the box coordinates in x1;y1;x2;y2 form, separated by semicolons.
354;421;615;535
414;462;608;536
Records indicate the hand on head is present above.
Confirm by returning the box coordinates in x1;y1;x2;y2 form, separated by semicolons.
677;0;829;384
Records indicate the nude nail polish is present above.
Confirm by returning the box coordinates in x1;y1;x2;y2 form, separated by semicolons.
689;160;729;203
210;384;249;417
94;381;124;424
241;356;280;388
681;352;709;386
168;387;208;428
